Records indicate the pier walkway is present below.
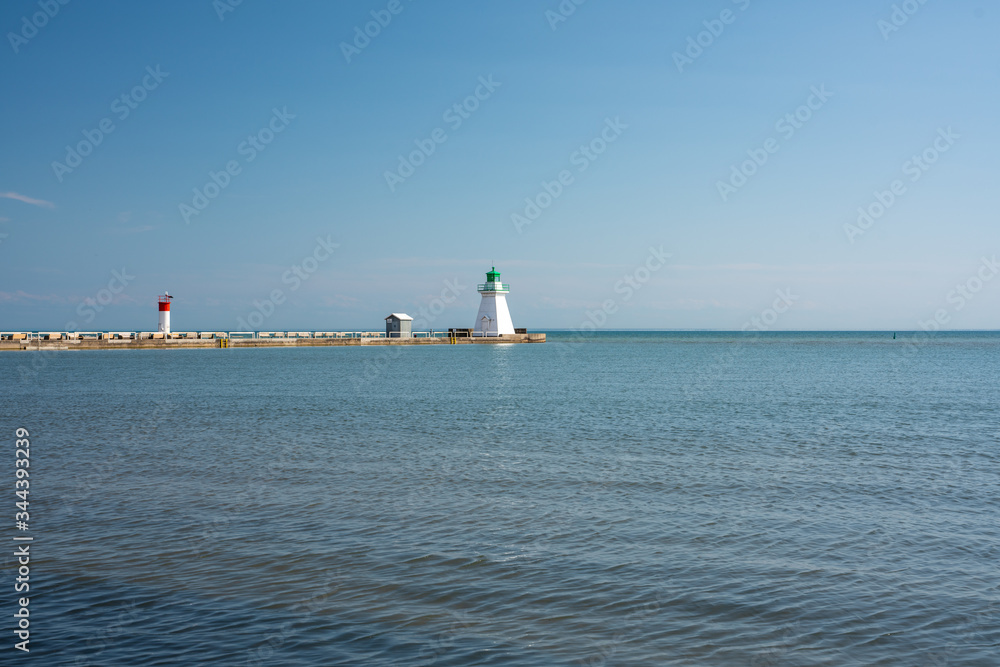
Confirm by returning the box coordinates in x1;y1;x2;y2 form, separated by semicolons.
0;331;545;350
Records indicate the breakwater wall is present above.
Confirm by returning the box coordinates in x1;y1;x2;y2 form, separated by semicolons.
0;333;545;351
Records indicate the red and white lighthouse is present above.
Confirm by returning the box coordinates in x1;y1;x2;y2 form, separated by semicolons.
158;293;173;333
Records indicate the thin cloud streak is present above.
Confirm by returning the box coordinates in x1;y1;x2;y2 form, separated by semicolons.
0;192;55;208
0;290;68;304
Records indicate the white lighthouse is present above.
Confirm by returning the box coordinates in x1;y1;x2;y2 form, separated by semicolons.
474;267;514;336
158;293;172;334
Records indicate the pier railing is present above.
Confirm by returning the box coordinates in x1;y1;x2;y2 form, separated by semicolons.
1;330;458;341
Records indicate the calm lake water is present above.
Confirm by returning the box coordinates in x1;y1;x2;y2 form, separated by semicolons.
3;332;998;665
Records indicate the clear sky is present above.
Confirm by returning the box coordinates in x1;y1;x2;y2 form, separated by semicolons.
1;0;998;331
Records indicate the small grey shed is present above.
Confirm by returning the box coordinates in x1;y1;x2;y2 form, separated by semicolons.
385;313;413;338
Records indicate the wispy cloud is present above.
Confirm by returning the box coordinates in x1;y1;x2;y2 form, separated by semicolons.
0;290;139;306
383;257;630;270
669;262;958;273
0;290;68;304
0;192;55;208
322;294;362;308
0;216;10;222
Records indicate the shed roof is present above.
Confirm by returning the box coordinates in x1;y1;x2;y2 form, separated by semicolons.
385;313;413;321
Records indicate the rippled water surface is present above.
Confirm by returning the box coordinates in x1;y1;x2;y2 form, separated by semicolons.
3;332;999;665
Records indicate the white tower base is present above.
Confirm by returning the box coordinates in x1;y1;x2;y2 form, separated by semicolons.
474;294;514;336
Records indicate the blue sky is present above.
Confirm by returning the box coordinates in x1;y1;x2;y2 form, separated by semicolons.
1;0;998;331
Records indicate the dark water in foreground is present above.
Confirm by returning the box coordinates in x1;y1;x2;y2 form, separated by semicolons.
2;332;998;665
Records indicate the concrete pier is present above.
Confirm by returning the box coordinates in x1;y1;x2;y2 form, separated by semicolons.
0;331;545;351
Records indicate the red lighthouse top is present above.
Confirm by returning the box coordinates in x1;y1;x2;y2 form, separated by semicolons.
158;293;173;311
